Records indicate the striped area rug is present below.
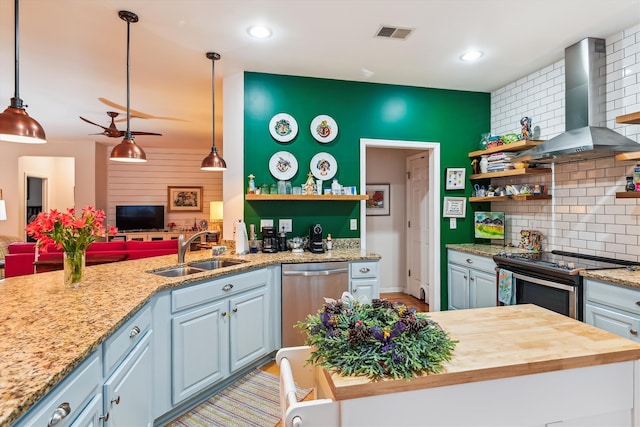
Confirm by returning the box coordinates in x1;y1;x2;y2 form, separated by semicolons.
167;369;311;427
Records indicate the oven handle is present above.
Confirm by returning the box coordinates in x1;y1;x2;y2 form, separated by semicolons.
511;272;577;292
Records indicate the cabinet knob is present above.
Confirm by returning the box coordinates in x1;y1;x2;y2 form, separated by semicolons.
111;395;121;405
359;267;370;273
470;277;475;281
221;311;227;317
232;308;238;313
466;259;473;264
100;412;110;422
222;284;234;291
353;288;358;293
48;402;70;426
631;329;638;336
635;301;640;307
129;326;141;338
463;275;467;279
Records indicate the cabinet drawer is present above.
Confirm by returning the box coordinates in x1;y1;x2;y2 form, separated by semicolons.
103;305;152;375
585;279;640;316
350;261;378;279
172;269;267;313
14;352;101;427
448;249;495;274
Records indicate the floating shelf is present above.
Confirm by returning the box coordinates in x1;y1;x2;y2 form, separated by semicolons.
615;192;640;199
469;168;552;180
469;194;552;202
616;112;640;125
245;194;368;201
468;139;544;158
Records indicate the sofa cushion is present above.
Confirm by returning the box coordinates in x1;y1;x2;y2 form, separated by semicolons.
88;241;127;251
126;240;177;250
8;242;36;254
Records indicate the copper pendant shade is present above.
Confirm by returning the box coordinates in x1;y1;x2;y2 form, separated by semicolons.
110;10;147;163
201;52;227;171
0;0;46;144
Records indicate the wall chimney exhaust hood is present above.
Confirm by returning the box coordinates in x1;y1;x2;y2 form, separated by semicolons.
515;38;640;164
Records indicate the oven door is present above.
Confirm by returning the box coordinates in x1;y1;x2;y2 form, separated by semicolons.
511;272;582;320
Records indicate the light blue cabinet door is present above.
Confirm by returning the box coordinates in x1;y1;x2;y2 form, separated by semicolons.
70;394;102;427
447;263;469;310
172;299;229;405
103;332;153;427
471;269;497;309
229;286;269;372
351;279;378;303
585;303;640;342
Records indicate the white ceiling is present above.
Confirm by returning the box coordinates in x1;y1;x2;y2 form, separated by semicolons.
0;0;639;151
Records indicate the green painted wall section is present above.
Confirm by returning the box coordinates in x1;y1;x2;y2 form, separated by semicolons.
243;72;490;309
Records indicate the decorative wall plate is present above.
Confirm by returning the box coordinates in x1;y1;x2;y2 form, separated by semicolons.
269;113;298;143
310;152;337;180
310;114;338;143
269;151;298;180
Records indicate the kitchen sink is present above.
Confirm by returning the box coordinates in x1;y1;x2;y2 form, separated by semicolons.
151;266;206;277
188;259;246;270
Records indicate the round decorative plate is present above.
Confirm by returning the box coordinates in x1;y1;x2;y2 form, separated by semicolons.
269;151;298;180
310;114;338;143
269;113;298;143
310;152;338;180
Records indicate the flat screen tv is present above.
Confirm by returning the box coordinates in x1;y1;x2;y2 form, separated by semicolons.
116;205;165;231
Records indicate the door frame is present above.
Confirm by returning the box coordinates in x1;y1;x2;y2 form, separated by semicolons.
360;138;441;311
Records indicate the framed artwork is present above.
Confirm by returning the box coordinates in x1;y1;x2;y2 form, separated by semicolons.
167;186;203;212
474;211;505;239
443;196;466;218
445;167;466;190
366;184;390;216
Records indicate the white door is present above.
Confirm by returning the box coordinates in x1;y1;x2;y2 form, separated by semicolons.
406;153;429;301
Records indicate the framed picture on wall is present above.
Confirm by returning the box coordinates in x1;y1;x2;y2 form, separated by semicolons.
167;186;203;212
445;168;466;190
443;196;466;218
366;183;390;216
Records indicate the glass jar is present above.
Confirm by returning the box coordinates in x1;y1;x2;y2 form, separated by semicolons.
270;183;278;194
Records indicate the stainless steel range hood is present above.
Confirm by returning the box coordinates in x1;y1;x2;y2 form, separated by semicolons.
515;38;640;164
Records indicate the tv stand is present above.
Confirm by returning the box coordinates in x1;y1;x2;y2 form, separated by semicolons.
111;230;198;242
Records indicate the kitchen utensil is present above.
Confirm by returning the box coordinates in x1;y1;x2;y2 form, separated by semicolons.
288;237;306;253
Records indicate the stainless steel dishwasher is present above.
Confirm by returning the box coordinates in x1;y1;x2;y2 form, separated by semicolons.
281;262;349;347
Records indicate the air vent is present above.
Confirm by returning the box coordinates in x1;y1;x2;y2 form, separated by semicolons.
375;26;413;40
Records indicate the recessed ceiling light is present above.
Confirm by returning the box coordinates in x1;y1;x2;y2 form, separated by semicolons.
247;25;272;39
460;50;483;62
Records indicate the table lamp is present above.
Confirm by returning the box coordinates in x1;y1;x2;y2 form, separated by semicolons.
210;201;223;237
0;189;6;221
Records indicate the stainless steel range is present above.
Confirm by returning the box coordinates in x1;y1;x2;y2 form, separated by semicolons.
493;250;639;321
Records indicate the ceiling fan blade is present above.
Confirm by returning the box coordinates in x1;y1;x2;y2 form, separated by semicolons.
98;97;188;122
130;131;163;136
114;115;145;123
79;116;109;131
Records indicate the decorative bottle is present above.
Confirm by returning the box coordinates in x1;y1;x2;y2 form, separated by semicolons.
248;174;256;194
479;155;489;174
326;233;333;251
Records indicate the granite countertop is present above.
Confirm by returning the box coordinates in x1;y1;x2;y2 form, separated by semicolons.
581;268;640;290
324;304;640;401
0;247;379;426
446;243;530;257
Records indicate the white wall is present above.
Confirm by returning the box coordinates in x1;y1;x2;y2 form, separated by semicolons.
490;25;640;261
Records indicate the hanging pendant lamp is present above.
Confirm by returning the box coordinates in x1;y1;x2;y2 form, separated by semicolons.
0;0;46;144
110;10;146;162
201;52;227;171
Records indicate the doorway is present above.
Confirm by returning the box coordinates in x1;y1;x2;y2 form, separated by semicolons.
360;138;441;311
25;176;46;242
406;153;429;302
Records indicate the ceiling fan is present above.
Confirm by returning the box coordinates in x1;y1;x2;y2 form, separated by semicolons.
98;97;187;122
79;111;162;138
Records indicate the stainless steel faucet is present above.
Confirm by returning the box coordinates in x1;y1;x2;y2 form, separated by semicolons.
178;231;217;264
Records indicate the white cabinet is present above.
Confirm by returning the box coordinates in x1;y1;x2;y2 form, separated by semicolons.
447;249;497;310
170;269;272;405
585;278;640;342
349;261;379;302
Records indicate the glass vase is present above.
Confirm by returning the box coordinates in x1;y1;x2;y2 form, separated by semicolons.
64;251;85;288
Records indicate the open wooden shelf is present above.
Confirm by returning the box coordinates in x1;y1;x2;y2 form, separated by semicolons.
616;112;640;125
469;194;552;202
245;194;368;201
469;168;552;180
468;139;544;158
615;192;640;199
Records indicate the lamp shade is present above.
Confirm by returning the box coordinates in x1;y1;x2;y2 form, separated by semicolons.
110;137;147;162
0;200;6;221
201;146;227;171
0;106;46;144
210;201;223;221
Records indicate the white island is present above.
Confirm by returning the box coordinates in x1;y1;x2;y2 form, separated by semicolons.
277;304;640;427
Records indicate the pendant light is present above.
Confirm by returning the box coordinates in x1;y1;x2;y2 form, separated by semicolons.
201;52;227;171
110;10;146;162
0;0;46;144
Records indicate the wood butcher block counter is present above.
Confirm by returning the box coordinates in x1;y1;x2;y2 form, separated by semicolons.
277;305;640;427
0;247;379;427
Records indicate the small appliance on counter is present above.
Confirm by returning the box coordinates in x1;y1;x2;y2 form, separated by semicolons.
261;226;278;253
308;223;324;253
278;227;288;251
234;220;249;255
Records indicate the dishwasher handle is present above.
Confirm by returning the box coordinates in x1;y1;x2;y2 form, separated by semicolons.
282;267;348;277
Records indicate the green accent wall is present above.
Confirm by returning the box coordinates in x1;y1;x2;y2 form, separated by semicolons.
243;72;490;309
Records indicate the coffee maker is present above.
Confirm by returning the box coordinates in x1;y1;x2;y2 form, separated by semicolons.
309;223;324;253
261;226;277;253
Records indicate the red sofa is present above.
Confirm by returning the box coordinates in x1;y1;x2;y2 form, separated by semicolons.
4;240;178;278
